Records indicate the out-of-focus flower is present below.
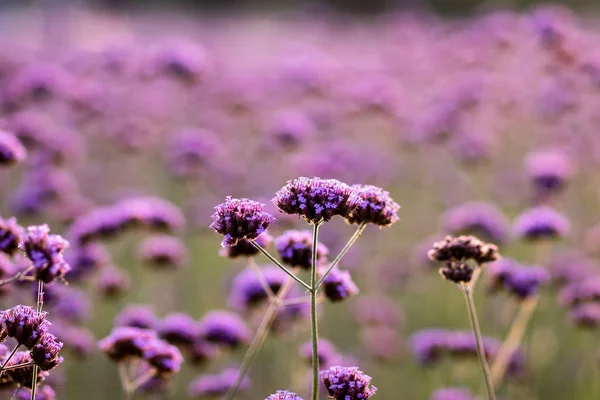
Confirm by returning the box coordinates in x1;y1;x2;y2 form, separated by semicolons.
0;216;24;255
0;130;26;165
320;267;359;302
524;149;573;197
157;312;200;347
228;266;286;313
96;266;131;298
275;230;329;270
272;177;363;224
299;339;340;367
15;385;56;400
441;202;510;244
266;110;314;150
559;277;600;306
210;197;275;247
142;339;183;375
166;128;219;179
350;296;403;328
115;304;157;330
188;368;250;398
98;327;157;361
360;326;402;361
64;244;110;282
198;310;251;349
568;303;600;328
513;206;570;241
503;265;550;299
430;387;473;400
137;235;188;269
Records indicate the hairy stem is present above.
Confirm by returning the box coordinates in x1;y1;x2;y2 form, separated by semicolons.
225;270;297;400
30;280;44;400
310;223;321;400
461;285;496;400
316;223;367;288
250;241;311;292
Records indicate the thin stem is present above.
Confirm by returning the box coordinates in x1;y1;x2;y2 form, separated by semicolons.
0;344;21;375
250;241;311;292
119;362;131;393
247;257;276;301
10;387;22;400
30;280;44;400
490;295;539;386
128;367;157;392
281;295;324;307
0;266;34;288
460;285;496;400
316;223;367;288
3;361;35;371
310;223;321;400
224;270;297;400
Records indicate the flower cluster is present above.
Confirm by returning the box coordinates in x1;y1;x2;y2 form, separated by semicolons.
210;197;275;247
19;224;71;283
275;229;329;269
486;260;550;299
345;184;400;227
266;390;304;400
320;365;378;400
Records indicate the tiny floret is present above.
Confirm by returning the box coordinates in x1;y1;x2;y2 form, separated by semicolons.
210;197;275;247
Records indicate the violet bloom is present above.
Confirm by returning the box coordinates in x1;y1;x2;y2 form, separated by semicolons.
115;304;157;330
143;339;184;374
320;366;377;400
96;266;131;298
64;243;110;281
430;388;473;400
188;368;250;398
299;339;340;367
320;267;360;302
68;206;132;245
152;43;207;83
157;312;200;347
50;287;91;324
0;216;24;255
345;184;400;227
504;265;550;299
272;177;363;224
275;230;329;270
15;385;56;400
3;305;50;348
568;303;600;328
30;332;64;371
559;277;600;306
98;327;157;361
524;149;573;195
166;128;218;179
409;329;447;364
0;130;26;165
266;391;304;400
5;351;48;388
198;310;252;349
219;233;272;259
266;110;314;150
546;250;596;286
19;224;71;283
513;206;570;240
228;266;286;313
119;196;185;233
441;202;510;244
189;338;219;365
51;324;95;359
486;258;518;293
137;235;188;269
210;197;275;247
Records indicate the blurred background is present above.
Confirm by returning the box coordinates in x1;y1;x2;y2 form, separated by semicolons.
1;0;600;399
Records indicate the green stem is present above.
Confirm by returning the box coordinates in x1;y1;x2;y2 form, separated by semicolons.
316;223;367;288
30;280;44;400
310;223;321;400
0;344;21;375
250;241;311;292
461;285;496;400
225;272;297;400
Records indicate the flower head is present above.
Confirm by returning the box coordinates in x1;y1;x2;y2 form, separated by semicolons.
96;266;131;297
228;266;286;313
198;310;251;348
441;202;509;244
428;235;500;265
19;224;71;283
210;197;275;247
0;130;27;165
320;267;360;302
569;303;600;329
137;235;188;269
525;149;572;195
5;351;48;388
3;305;50;348
272;177;363;224
266;391;304;400
30;332;64;371
513;206;570;240
143;339;184;375
64;243;110;281
157;312;200;347
320;366;377;400
98;327;157;361
345;184;400;227
503;265;550;299
275;230;329;269
188;368;250;398
0;216;24;255
115;304;157;330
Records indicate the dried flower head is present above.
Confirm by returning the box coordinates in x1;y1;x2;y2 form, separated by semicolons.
266;391;304;400
345;184;400;227
3;305;50;348
513;206;570;241
438;262;474;284
272;177;363;224
428;235;500;265
210;197;275;247
0;216;24;255
19;224;71;283
275;230;329;269
320;365;377;400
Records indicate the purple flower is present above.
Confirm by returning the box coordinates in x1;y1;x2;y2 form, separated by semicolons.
320;365;377;400
68;206;132;245
320;267;360;302
188;338;219;365
166;128;218;179
151;43;207;83
266;110;314;149
266;390;304;400
546;250;596;286
272;177;363;224
275;230;329;269
51;324;95;359
568;303;600;328
157;312;200;347
524;149;573;195
3;305;50;348
198;310;251;349
5;351;48;388
188;368;250;398
119;196;185;233
143;339;183;374
219;233;272;259
30;332;64;371
504;265;550;299
49;287;91;324
299;339;340;367
0;216;24;255
19;224;71;283
210;197;275;247
486;258;519;293
513;206;570;240
441;202;510;244
430;388;473;400
64;243;110;281
15;385;56;400
559;277;600;306
98;327;157;361
345;184;400;227
115;304;157;330
0;130;26;165
228;266;286;313
96;266;131;298
137;235;188;269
